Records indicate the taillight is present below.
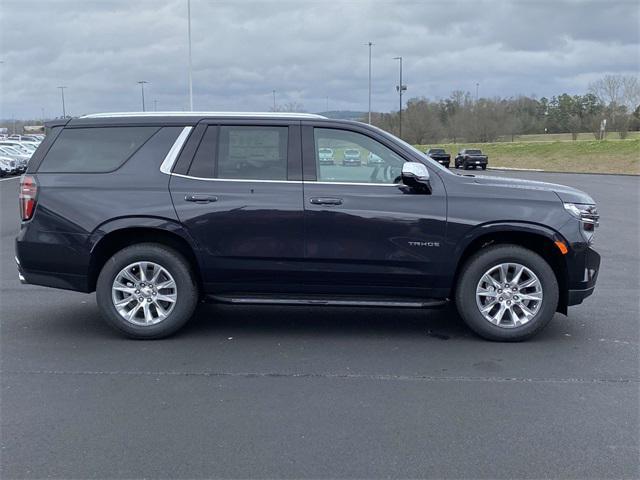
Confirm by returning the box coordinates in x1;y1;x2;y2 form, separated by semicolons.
19;175;38;221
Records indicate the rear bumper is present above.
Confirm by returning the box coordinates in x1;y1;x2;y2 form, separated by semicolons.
15;255;90;292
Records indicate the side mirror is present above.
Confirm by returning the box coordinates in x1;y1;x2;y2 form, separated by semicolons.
401;162;432;193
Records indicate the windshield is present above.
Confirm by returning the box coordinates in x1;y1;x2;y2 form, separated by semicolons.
466;149;482;154
0;146;21;155
13;144;31;154
429;149;445;154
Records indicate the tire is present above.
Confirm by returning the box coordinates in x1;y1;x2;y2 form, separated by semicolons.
463;161;469;170
96;243;198;339
454;245;559;341
481;165;487;170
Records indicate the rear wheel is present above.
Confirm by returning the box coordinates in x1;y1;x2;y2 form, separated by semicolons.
454;245;559;341
96;243;198;339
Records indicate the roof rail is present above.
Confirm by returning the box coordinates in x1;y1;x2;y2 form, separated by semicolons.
80;111;327;119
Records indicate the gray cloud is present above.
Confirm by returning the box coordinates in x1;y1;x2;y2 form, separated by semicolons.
1;0;638;118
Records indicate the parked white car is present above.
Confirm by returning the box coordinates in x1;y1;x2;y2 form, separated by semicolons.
0;146;29;172
0;156;17;176
0;141;34;156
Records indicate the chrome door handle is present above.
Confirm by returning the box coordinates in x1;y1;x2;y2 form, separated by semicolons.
310;197;343;205
185;194;218;203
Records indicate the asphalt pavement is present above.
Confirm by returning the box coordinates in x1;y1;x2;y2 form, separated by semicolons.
1;171;638;479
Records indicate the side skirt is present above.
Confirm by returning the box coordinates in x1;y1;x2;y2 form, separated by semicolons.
206;293;448;309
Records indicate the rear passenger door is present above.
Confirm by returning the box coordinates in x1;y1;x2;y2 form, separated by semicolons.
169;120;305;294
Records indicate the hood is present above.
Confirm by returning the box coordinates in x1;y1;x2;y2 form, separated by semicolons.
464;174;595;204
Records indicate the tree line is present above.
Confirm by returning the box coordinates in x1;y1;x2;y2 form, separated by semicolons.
371;75;640;144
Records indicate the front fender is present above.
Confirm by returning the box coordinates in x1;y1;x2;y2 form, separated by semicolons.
452;221;567;260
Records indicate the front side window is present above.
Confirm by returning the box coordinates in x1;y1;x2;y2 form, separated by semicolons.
314;128;405;184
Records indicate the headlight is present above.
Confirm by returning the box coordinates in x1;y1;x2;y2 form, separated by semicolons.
564;202;599;243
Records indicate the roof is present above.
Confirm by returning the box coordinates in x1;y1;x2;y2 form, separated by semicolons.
80;111;326;119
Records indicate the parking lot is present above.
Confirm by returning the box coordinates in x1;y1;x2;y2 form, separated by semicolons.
1;170;638;478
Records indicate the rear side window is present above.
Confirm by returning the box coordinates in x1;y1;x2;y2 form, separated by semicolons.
188;125;288;180
39;126;158;173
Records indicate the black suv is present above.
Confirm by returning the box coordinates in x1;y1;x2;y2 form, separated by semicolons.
16;112;600;341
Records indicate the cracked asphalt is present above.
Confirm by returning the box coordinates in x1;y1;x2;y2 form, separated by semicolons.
1;171;638;479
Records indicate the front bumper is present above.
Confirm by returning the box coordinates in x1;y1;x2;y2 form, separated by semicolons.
566;246;600;306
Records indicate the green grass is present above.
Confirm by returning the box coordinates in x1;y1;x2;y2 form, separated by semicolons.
495;131;640;142
416;138;640;174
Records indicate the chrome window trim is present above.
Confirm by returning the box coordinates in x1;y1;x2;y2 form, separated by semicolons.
159;126;192;174
168;172;399;187
170;173;301;184
312;181;399;187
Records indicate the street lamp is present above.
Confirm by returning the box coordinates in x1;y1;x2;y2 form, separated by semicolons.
187;0;193;111
393;56;407;139
366;41;374;124
137;81;149;112
475;82;479;103
57;86;67;118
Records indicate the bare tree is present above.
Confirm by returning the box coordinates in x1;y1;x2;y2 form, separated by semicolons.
269;101;306;112
589;75;624;107
622;76;640;110
567;114;581;140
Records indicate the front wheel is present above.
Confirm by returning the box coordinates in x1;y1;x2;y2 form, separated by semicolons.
96;243;198;339
481;165;487;170
454;245;559;341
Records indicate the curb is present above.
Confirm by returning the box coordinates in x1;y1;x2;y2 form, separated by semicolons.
487;167;639;177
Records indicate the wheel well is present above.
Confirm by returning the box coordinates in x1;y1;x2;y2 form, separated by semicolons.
451;231;569;314
88;228;202;292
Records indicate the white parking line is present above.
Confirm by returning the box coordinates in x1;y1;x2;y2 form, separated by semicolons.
0;176;20;182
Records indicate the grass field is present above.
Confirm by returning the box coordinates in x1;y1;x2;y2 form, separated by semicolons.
417;138;640;174
495;131;640;142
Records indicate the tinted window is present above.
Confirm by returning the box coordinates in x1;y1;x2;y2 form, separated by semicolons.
188;126;218;178
39;126;158;173
314;128;405;184
217;126;288;180
188;126;288;180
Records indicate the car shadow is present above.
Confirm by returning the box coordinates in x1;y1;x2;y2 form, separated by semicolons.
178;302;472;341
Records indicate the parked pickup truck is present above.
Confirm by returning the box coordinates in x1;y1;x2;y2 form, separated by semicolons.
425;148;450;168
455;149;488;170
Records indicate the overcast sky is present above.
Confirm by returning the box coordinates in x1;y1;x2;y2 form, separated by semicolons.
1;0;638;119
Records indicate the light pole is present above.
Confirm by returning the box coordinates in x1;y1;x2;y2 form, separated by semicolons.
366;41;374;124
393;56;406;139
137;81;149;111
475;82;479;103
187;0;193;111
57;86;67;118
272;90;276;111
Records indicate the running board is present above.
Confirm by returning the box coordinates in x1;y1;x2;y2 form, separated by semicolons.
207;293;447;309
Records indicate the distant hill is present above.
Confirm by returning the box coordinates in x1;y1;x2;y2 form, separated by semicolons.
317;110;367;121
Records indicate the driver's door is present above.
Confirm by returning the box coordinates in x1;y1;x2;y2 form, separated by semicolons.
301;124;448;298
